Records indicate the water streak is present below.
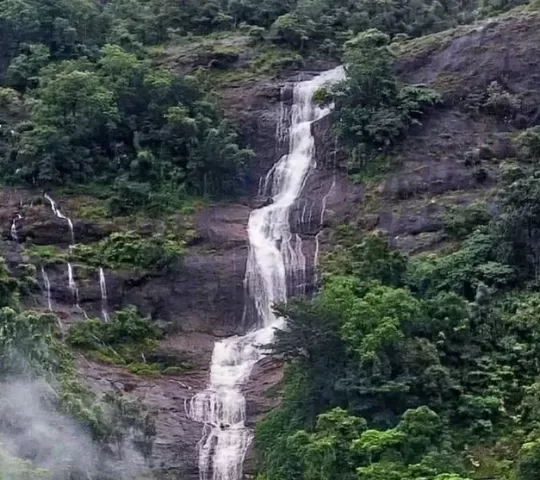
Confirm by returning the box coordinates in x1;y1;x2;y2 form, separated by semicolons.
44;194;75;245
10;214;22;242
41;266;52;311
44;193;91;317
189;67;344;480
67;262;79;304
99;267;110;322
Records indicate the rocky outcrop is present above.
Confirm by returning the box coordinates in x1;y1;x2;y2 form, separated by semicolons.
77;357;207;478
397;9;540;114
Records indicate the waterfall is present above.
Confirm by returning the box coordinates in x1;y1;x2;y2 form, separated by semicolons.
41;266;52;311
67;262;79;303
189;67;344;480
44;193;88;316
99;267;110;322
10;214;22;242
44;194;75;245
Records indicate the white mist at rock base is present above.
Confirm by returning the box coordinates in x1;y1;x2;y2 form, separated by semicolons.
0;379;149;479
189;67;344;480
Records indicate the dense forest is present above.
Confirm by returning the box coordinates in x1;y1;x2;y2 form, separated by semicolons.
2;0;540;478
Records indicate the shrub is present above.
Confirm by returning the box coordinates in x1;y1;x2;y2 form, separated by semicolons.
67;306;161;349
71;231;185;271
442;202;492;239
515;126;540;160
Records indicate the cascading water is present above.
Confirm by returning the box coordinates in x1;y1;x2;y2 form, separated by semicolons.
43;193;89;317
67;262;79;304
189;67;344;480
41;266;52;311
44;194;75;245
10;214;22;242
99;267;110;322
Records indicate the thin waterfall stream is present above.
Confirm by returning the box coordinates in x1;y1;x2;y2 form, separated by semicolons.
10;214;22;242
99;267;110;322
41;265;52;311
188;67;344;480
44;194;82;310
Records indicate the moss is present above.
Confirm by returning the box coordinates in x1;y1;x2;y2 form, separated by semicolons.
75;203;110;220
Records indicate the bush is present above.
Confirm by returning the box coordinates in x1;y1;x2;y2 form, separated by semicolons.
517;441;540;480
71;231;185;271
515;126;540;160
442;202;492;239
329;29;439;171
482;81;520;119
67;306;161;349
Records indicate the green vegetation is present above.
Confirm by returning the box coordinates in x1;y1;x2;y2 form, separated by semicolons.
70;231;185;271
442;202;492;240
0;298;155;476
0;444;50;480
319;29;439;173
255;153;540;480
68;306;189;376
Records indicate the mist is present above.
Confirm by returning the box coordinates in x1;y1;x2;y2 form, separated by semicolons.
0;378;150;479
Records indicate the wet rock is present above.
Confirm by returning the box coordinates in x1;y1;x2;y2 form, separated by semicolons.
77;358;207;480
252;196;273;209
195;204;250;248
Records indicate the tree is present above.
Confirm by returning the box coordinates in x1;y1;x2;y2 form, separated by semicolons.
326;29;439;170
493;171;540;285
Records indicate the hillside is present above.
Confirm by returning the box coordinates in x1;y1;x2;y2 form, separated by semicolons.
2;0;540;479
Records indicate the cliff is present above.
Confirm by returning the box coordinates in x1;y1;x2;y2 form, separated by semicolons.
1;7;540;478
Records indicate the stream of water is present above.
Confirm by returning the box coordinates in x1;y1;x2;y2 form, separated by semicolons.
189;67;344;480
99;267;110;322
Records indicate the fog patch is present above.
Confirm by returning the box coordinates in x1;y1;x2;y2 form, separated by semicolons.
0;378;150;478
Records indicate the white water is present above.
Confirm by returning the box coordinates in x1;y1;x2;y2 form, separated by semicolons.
99;267;110;322
189;67;344;480
44;194;90;317
44;194;75;245
10;214;22;242
41;266;52;311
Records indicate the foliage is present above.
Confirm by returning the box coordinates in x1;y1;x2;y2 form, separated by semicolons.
257;217;540;480
67;306;161;349
0;259;20;308
442;202;492;239
71;231;185;271
515;126;540;160
67;306;186;377
492;169;540;286
0;443;50;479
2;46;252;199
0;304;156;473
326;29;439;171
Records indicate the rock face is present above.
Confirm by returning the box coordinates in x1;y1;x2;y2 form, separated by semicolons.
3;12;540;478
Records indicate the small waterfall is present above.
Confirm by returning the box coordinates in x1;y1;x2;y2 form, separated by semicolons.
319;174;336;226
189;67;345;480
44;193;89;316
99;267;110;322
10;214;22;242
67;262;79;304
44;194;75;245
41;266;52;311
